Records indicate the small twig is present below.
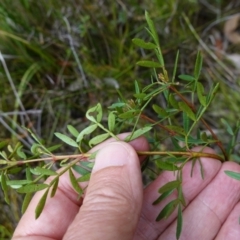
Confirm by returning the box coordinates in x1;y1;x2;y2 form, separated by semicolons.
140;114;176;136
137;150;224;162
169;85;228;160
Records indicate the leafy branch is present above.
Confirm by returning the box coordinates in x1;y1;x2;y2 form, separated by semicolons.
0;10;240;240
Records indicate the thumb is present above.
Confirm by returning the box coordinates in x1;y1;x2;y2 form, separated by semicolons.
63;142;143;240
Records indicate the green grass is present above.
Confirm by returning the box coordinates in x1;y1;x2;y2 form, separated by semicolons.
0;0;240;236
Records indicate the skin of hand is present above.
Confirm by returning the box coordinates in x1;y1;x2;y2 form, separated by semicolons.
12;133;240;240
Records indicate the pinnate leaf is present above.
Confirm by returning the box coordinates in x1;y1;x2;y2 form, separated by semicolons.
55;133;78;147
86;103;102;123
1;172;9;204
76;124;98;142
197;82;207;107
17;183;49;193
178;74;195;82
194;51;203;80
50;177;59;198
178;102;196;121
132;38;157;49
156;160;179;171
22;193;32;214
124;126;152;141
72;164;90;175
156;199;179;221
89;133;110;147
221;118;234;136
153;189;174;205
108;111;115;132
176;204;183;239
35;189;49;219
137;60;162;68
67;125;79;138
118;110;140;119
33;167;57;176
225;170;240;181
69;169;82;194
77;173;91;182
158;180;181;194
152;104;168;117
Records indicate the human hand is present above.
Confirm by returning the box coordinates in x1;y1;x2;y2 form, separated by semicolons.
12;134;240;240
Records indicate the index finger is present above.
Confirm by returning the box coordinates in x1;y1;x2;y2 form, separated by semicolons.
12;134;149;240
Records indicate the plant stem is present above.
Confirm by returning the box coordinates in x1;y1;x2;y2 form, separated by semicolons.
169;85;228;160
140;114;176;135
137;150;224;162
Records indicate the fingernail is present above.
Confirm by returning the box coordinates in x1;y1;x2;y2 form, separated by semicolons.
93;142;130;172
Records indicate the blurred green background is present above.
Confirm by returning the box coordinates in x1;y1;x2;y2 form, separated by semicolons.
0;0;240;237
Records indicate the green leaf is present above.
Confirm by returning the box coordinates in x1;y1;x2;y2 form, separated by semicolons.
22;193;33;214
225;170;240;181
176;204;183;240
1;172;9;204
172;50;179;82
178;102;196;121
197;82;207;107
152;189;174;205
152;104;168;117
16;146;27;160
134;93;147;99
86;104;99;122
221;118;234;136
96;104;103;122
67;125;79;138
231;154;240;163
89;133;110;147
108;102;125;109
183;111;190;133
201;132;208;142
47;144;62;152
35;189;49;219
54;133;78;147
0;159;7;164
197;158;204;179
178;185;186;207
7;167;22;174
89;151;98;160
7;179;32;186
165;125;185;136
145;11;159;45
137;60;162;68
30;143;44;155
156;160;179;171
86;103;102;123
178;74;195;81
194;51;203;80
0;140;8;149
69;169;82;194
108;111;115;132
158;180;181;194
50;177;59;198
169;94;179;109
76;124;98;142
132;38;157;49
0;151;7;160
134;80;140;94
118;110;140;119
72;164;90;175
17;183;49;193
77;173;91;182
33;167;57;176
175;135;215;144
124;126;152;142
156;199;179;221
